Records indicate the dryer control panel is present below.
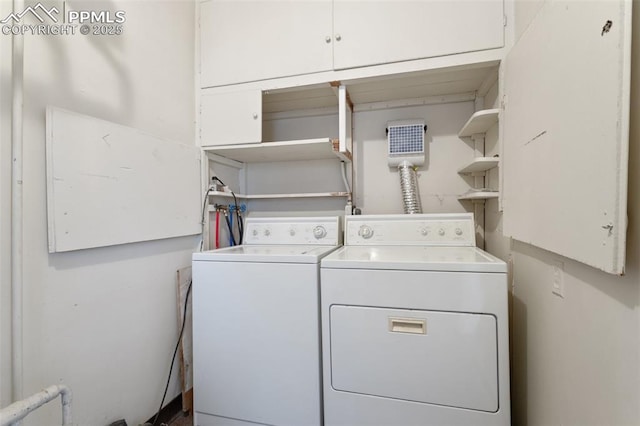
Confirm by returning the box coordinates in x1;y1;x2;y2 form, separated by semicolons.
244;216;342;246
345;213;475;246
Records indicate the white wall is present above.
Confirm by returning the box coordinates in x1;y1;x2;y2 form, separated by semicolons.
484;1;640;425
353;101;476;215
1;1;197;424
1;0;14;411
245;159;349;216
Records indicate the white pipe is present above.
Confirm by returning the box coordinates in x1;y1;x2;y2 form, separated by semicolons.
340;161;351;195
0;385;72;426
11;0;25;403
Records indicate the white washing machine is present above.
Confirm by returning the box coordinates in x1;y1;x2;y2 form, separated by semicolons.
320;213;510;426
192;216;342;426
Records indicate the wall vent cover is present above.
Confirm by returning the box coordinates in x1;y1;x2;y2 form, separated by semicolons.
387;120;426;166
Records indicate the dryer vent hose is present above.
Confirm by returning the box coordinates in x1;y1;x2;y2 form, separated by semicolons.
398;161;422;214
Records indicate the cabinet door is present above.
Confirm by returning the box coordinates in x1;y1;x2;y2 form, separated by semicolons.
200;89;262;146
502;1;631;274
200;0;333;87
333;0;504;70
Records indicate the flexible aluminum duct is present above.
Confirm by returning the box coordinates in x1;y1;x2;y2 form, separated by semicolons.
398;161;422;214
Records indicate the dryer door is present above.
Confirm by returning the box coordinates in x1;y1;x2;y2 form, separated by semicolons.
329;305;498;412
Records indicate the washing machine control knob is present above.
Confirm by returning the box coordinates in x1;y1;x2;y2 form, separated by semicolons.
455;227;463;236
289;228;296;236
313;226;327;239
252;229;258;237
264;229;271;237
438;228;446;236
359;225;374;239
420;227;429;236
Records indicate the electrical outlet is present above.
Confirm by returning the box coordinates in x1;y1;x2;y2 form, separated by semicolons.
552;260;564;298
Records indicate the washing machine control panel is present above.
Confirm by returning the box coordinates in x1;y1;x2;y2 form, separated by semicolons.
345;213;475;246
244;217;342;245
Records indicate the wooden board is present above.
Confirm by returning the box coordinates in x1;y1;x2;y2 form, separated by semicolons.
457;157;499;175
45;107;202;252
458;109;499;138
205;138;342;163
502;1;631;274
177;267;193;414
458;191;499;201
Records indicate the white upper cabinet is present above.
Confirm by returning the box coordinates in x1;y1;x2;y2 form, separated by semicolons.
200;0;504;87
332;0;504;70
201;89;262;146
502;0;632;274
200;0;333;87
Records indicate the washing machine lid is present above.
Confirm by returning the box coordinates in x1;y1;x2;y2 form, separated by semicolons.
193;245;340;264
321;246;507;273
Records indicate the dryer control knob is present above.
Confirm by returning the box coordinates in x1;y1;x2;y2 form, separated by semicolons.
420;227;429;236
289;228;296;236
264;229;271;237
455;228;463;236
438;228;445;236
359;225;374;239
313;226;327;239
252;229;258;237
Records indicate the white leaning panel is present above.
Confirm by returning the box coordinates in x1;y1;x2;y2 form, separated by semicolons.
46;107;201;252
502;1;631;274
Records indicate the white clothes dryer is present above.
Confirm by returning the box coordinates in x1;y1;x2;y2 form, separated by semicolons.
192;216;342;426
320;213;510;426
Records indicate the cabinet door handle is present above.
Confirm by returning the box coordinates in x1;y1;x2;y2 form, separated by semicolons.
325;36;331;44
335;34;342;42
388;317;426;335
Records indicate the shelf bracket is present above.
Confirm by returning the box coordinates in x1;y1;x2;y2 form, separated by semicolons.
332;139;353;162
471;133;486;189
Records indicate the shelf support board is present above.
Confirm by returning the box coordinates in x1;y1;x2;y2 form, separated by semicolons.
330;81;354;110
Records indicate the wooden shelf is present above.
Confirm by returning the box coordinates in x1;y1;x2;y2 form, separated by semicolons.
203;138;351;163
458;190;500;201
458;109;499;137
458;109;500;201
457;157;500;174
208;191;350;203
